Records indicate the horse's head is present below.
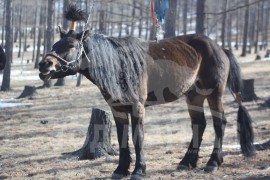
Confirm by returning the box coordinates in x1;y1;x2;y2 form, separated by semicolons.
39;27;89;82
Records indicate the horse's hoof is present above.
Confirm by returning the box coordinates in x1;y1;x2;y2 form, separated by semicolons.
131;168;146;180
177;165;189;171
111;173;129;179
204;166;218;173
130;174;144;180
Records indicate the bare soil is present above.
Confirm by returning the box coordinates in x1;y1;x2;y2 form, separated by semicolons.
0;50;270;180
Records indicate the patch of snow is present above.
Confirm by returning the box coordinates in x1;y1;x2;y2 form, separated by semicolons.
0;102;33;108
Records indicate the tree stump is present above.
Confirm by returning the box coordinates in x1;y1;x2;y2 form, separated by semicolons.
63;108;118;160
261;98;270;108
264;49;270;58
54;78;65;86
241;79;258;102
255;55;261;61
255;140;270;151
17;85;37;99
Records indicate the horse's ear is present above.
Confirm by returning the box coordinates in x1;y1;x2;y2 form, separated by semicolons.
58;26;67;38
77;30;90;41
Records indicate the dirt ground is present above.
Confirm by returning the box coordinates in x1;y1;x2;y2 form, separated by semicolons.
0;49;270;180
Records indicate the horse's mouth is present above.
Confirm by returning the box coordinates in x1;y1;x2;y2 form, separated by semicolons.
39;70;55;82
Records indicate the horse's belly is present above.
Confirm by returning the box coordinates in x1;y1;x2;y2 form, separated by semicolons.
146;70;197;105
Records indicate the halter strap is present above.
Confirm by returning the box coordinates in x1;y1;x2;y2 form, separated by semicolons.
45;52;70;65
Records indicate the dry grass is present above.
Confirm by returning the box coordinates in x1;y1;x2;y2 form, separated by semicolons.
1;50;270;179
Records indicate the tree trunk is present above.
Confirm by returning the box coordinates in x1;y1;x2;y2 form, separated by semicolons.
227;11;232;50
263;1;270;50
76;74;82;87
1;0;12;91
54;0;69;86
17;0;22;58
99;10;105;34
43;0;55;88
118;5;124;38
221;0;228;48
34;7;43;69
138;0;143;38
241;0;250;57
63;108;118;160
32;8;38;62
130;0;136;36
182;0;188;35
164;0;177;38
241;79;258;102
235;6;239;50
254;1;261;54
0;45;6;71
1;0;5;47
17;86;37;99
23;17;28;52
196;0;206;34
63;0;70;30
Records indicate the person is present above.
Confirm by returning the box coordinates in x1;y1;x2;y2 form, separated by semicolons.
0;45;6;70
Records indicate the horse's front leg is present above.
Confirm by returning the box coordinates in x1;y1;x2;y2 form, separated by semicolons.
111;110;131;179
131;103;146;178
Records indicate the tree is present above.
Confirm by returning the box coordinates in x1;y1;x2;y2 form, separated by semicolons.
182;0;188;35
1;0;13;91
54;0;70;87
241;0;250;57
43;0;55;88
164;0;177;38
221;0;228;48
196;0;206;34
34;6;44;69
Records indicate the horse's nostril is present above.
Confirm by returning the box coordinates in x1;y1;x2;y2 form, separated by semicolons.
39;61;44;67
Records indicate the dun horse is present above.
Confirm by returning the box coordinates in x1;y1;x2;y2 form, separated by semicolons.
39;6;255;178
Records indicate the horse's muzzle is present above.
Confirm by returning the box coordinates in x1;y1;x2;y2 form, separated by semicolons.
38;55;60;82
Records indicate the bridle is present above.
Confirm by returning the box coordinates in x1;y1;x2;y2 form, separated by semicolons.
44;42;90;73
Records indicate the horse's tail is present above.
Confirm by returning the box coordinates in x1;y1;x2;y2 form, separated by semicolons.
224;48;256;157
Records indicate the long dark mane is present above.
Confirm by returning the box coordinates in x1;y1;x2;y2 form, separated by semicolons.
84;34;147;103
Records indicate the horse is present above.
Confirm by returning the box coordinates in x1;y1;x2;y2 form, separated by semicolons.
39;29;255;178
39;15;255;179
0;45;6;70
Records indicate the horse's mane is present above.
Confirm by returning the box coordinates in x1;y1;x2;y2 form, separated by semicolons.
84;34;147;103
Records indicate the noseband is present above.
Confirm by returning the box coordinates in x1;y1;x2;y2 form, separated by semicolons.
44;45;84;73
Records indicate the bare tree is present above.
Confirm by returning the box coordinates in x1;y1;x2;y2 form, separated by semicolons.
241;0;250;57
182;0;188;35
34;7;44;69
221;0;228;48
43;0;55;88
196;0;206;34
164;0;177;38
55;0;70;86
1;0;13;91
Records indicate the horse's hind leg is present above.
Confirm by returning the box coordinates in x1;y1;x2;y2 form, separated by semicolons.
178;82;207;170
205;89;227;172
